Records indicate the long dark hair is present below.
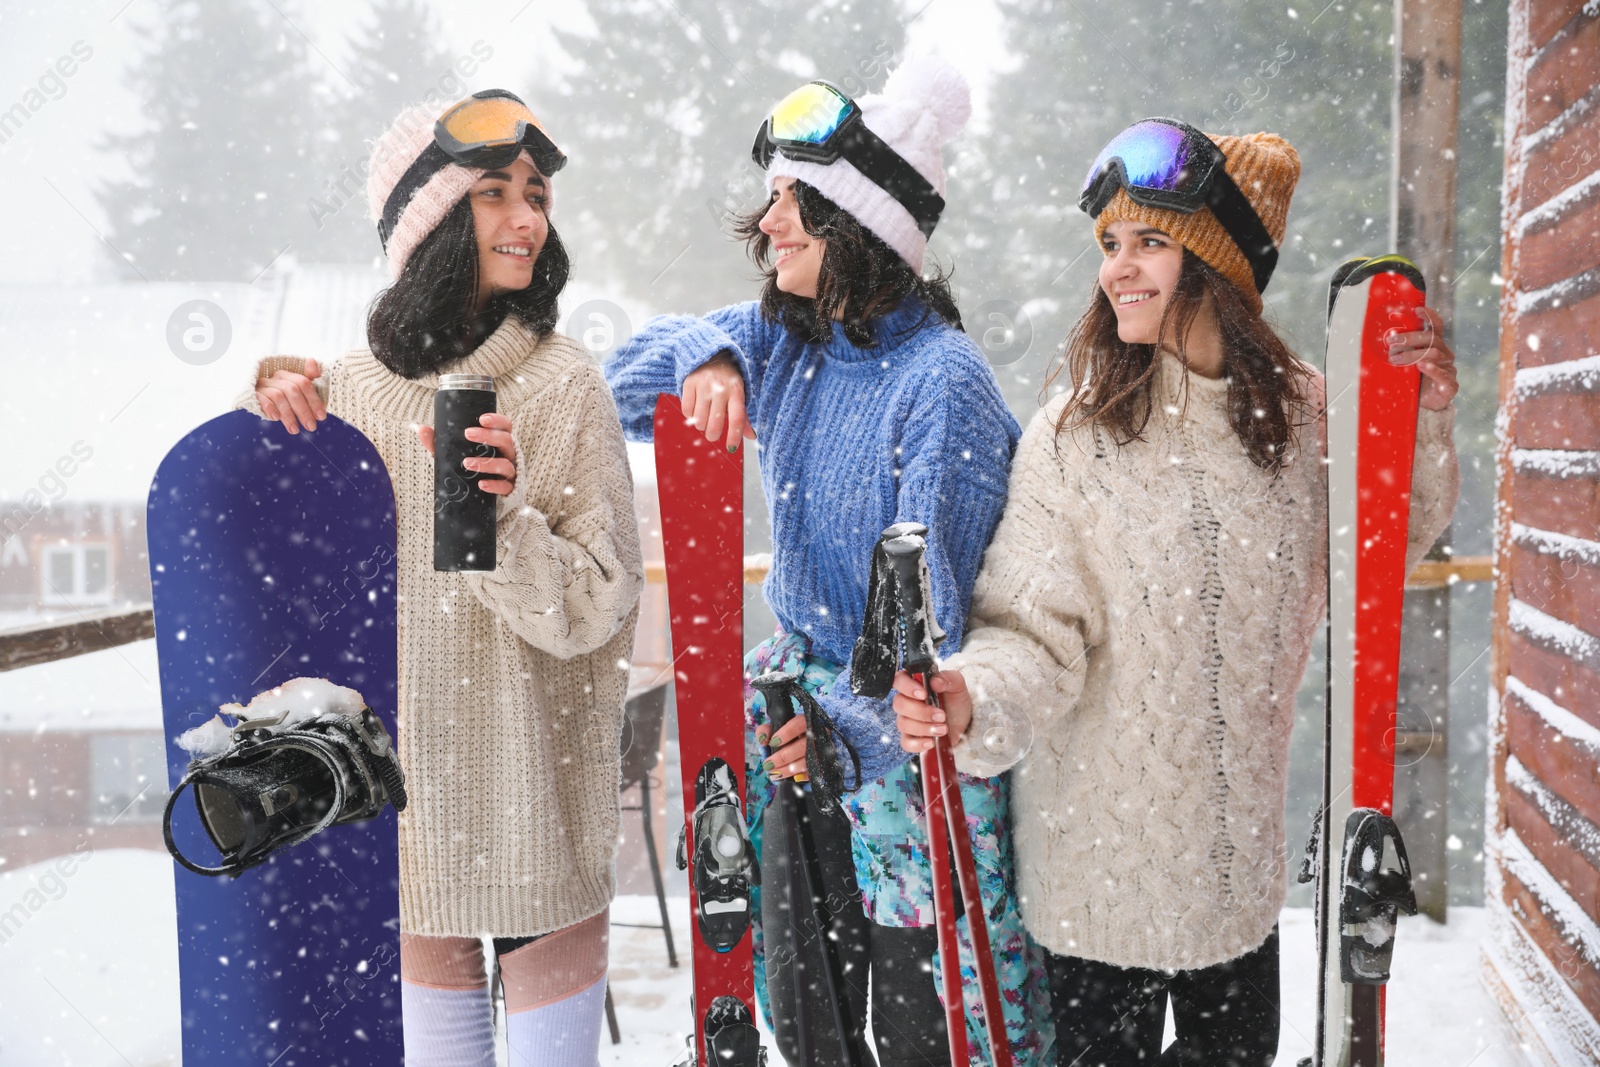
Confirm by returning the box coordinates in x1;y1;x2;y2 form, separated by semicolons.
731;180;962;346
1046;250;1313;472
366;197;570;379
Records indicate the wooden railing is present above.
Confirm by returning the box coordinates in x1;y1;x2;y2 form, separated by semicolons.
646;553;1494;589
0;555;1492;674
0;605;155;673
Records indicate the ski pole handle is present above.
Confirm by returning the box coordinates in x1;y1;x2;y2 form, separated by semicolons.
750;671;808;784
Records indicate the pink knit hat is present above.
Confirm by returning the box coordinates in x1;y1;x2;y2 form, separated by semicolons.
366;101;556;279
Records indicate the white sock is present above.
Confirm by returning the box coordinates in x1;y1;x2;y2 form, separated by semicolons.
401;980;496;1066
504;973;608;1067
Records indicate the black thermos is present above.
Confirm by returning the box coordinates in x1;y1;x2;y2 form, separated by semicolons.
433;374;498;571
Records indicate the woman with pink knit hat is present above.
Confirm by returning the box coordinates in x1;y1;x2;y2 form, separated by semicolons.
244;91;643;1066
606;57;1052;1067
893;119;1461;1064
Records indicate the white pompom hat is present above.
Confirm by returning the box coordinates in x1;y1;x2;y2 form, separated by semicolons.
764;56;971;274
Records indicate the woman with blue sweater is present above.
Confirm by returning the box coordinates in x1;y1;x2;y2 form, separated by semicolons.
605;58;1050;1067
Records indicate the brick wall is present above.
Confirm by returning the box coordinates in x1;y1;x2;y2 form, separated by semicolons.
1484;1;1600;1061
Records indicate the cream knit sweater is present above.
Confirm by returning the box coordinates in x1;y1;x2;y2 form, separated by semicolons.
945;354;1458;971
239;316;643;938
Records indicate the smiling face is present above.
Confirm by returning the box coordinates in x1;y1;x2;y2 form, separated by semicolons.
759;177;825;299
469;155;550;309
1098;219;1185;345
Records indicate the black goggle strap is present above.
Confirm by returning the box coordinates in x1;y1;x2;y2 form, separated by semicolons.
1203;165;1280;295
834;122;945;239
378;141;456;252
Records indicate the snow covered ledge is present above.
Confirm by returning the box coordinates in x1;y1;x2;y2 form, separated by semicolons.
1482;678;1600;1067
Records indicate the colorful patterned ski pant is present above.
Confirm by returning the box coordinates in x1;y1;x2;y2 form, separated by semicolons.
743;630;1055;1067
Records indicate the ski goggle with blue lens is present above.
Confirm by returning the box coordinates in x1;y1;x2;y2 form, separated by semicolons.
751;80;946;239
1079;117;1281;294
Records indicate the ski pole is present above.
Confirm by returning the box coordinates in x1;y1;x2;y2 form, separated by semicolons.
751;671;864;1067
881;531;1014;1067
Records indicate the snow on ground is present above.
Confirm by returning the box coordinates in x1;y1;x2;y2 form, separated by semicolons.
0;849;1531;1066
0;849;178;1067
1277;908;1526;1067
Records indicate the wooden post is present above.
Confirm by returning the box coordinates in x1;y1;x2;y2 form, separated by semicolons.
1389;0;1462;924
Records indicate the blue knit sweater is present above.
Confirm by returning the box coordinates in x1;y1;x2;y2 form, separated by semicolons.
605;298;1020;781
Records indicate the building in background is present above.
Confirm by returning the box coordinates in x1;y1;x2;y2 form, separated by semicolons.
1484;0;1600;1061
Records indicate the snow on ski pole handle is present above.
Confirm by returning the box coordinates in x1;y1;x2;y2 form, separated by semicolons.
882;533;941;673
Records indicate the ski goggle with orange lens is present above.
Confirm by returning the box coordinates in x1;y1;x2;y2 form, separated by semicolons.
434;90;567;173
1080;116;1280;294
751;80;946;239
379;90;566;252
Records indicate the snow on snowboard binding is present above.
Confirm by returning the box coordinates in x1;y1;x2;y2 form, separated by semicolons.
1299;255;1425;1067
149;409;403;1064
654;395;765;1067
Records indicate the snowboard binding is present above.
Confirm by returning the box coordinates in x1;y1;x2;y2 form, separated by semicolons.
675;758;758;952
1338;809;1417;985
162;695;407;878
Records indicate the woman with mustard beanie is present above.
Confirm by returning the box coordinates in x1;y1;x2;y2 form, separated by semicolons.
893;120;1461;1064
244;91;643;1066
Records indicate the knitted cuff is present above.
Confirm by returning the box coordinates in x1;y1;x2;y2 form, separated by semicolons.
236;355;326;419
667;317;746;396
941;654;1027;778
1415;402;1455;448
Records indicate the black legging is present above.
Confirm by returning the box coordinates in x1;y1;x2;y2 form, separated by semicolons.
1045;926;1280;1067
761;782;949;1067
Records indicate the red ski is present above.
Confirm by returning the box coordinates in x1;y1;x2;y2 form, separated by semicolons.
1305;255;1425;1067
654;395;765;1067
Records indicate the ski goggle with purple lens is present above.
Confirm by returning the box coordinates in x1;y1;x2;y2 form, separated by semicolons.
1078;118;1226;217
1079;117;1281;294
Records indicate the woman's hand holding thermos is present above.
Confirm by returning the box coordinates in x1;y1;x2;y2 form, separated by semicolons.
416;413;519;494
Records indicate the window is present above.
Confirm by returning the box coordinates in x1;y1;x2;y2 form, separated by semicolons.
89;734;167;823
39;543;113;606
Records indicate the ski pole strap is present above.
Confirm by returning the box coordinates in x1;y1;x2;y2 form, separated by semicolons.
751;670;862;811
851;522;943;699
790;684;861;809
849;539;900;698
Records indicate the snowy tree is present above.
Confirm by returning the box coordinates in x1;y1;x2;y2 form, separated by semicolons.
950;0;1402;410
535;0;911;314
298;0;458;263
96;0;319;281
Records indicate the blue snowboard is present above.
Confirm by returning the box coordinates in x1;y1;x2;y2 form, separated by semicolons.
148;409;403;1065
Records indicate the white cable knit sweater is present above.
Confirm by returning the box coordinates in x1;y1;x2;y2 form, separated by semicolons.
945;354;1458;971
239;317;644;938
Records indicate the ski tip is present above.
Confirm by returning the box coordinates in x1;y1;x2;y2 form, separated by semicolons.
1326;254;1425;325
1332;254;1425;295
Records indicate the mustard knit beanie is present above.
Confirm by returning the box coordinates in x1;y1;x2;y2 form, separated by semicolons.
1094;131;1300;314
